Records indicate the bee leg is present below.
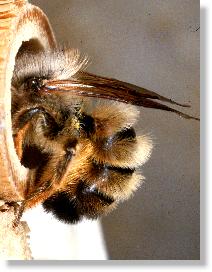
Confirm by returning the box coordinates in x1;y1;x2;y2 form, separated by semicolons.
19;127;77;208
13;106;61;136
25;143;76;209
12;201;26;228
27;181;52;200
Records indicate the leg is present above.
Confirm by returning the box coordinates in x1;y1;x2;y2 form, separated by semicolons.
13;106;61;135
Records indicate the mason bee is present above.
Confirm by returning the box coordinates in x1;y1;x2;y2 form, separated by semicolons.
10;47;199;226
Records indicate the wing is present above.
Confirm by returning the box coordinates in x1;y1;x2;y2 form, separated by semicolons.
43;71;199;121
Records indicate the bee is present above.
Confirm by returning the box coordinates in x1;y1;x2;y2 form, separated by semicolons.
10;47;199;226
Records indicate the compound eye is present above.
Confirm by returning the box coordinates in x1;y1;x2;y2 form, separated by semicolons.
25;77;43;91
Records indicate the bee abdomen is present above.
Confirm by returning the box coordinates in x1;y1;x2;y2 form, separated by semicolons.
107;165;135;175
92;161;135;175
72;160;138;201
77;182;115;205
115;127;136;141
43;182;115;224
43;192;81;224
85;126;153;168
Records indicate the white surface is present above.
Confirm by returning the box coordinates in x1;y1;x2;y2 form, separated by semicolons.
22;205;107;260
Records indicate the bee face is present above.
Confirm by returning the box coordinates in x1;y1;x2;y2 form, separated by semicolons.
11;47;197;224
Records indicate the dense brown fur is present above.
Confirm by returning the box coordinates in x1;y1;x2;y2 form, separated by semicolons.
11;47;198;224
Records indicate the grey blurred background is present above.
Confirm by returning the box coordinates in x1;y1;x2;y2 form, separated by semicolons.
30;0;200;260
